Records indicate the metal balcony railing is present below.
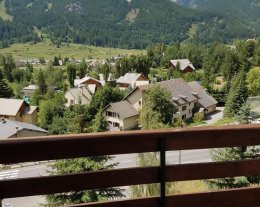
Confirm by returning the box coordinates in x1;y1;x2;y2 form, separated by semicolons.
1;124;260;207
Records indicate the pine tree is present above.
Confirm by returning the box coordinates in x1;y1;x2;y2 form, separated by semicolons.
45;105;123;206
90;109;108;132
237;102;251;124
208;146;260;189
37;69;47;95
224;71;248;118
0;70;13;98
67;64;77;87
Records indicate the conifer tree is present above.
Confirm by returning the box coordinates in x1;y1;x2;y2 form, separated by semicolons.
0;70;13;98
37;69;47;95
224;71;248;118
208;146;260;189
67;64;77;87
45;104;122;206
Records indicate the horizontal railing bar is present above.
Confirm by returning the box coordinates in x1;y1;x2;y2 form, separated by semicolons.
68;186;260;207
166;186;260;207
2;158;260;199
167;158;260;181
0;167;159;199
0;124;260;164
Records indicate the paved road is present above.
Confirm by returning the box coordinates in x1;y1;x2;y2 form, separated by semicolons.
2;165;48;207
204;107;224;125
1;150;211;207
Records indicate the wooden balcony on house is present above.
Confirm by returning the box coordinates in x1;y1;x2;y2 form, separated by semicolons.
1;124;260;207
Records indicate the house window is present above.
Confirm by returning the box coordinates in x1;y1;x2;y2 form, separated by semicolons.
106;111;113;117
113;122;120;128
182;115;186;120
139;101;142;106
112;112;118;118
194;102;199;107
70;100;74;105
182;106;187;111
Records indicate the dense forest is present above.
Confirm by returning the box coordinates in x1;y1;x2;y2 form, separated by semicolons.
0;0;259;49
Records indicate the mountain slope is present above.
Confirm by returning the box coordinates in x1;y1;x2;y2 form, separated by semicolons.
0;0;259;49
176;0;260;33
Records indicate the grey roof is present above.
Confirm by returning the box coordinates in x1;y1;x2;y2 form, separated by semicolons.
188;81;218;108
123;84;150;101
67;87;92;104
170;59;195;71
0;98;25;116
107;100;139;119
0;119;48;139
116;73;145;84
158;79;199;105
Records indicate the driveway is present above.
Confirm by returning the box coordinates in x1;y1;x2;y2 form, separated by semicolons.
204;107;224;125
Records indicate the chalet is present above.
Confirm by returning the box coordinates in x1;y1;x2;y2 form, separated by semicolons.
0;119;47;139
103;78;217;131
116;73;149;90
65;86;92;107
158;79;199;121
22;85;37;97
103;100;139;131
0;98;38;125
123;84;149;111
188;81;218;115
169;59;195;74
22;84;59;97
74;76;103;91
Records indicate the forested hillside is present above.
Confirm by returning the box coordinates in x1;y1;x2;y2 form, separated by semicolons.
176;0;260;34
0;0;259;49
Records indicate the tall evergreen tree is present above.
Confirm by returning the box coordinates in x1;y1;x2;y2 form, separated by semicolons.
45;105;122;206
224;71;248;118
208;146;260;189
67;64;77;87
0;70;13;98
37;69;47;95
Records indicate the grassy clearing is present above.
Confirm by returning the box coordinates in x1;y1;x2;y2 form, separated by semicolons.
188;23;199;39
0;38;144;60
214;117;236;126
47;3;53;10
0;0;13;21
26;2;33;8
169;180;208;195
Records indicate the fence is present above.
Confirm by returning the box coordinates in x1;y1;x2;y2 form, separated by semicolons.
1;124;260;207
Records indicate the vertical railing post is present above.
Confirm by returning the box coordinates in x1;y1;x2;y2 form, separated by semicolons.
160;138;166;207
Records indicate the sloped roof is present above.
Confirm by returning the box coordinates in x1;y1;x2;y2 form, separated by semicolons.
67;87;92;104
23;85;37;91
106;100;139;119
170;59;195;71
24;106;38;115
74;76;101;87
188;81;218;108
158;79;199;105
123;84;149;100
0;119;48;139
116;73;146;84
0;98;26;116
